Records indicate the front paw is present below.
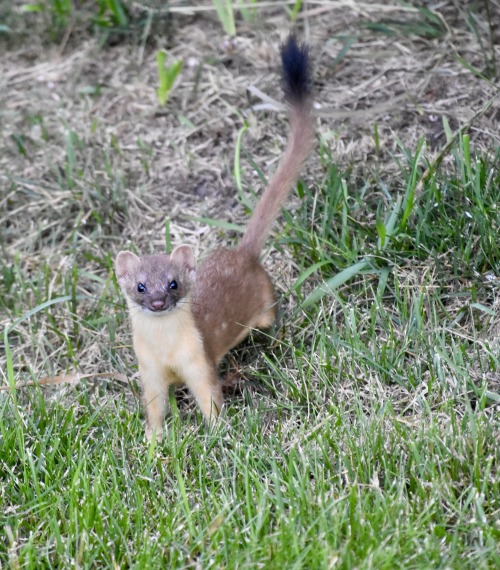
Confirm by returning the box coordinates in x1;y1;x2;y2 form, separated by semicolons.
146;425;163;442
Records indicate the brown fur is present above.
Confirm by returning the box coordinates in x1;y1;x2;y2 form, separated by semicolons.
238;103;313;257
192;248;276;364
115;37;313;439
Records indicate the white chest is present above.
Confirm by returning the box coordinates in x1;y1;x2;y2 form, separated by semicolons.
129;302;205;375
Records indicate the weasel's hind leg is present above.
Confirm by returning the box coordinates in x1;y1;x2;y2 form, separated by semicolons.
251;305;276;330
249;268;276;330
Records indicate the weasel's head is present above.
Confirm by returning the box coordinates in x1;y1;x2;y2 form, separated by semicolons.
115;245;196;315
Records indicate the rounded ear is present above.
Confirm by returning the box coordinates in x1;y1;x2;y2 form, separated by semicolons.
115;251;140;285
170;245;196;273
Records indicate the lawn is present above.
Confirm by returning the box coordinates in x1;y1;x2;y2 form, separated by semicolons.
1;1;499;568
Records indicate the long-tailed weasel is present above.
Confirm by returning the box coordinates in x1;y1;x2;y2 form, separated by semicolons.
115;35;314;439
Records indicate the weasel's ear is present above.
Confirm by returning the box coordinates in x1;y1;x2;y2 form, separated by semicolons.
115;251;140;285
170;245;196;273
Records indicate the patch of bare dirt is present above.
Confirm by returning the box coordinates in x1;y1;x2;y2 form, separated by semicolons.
2;2;499;243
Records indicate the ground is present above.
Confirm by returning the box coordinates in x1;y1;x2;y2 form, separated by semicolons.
2;1;499;377
0;1;499;568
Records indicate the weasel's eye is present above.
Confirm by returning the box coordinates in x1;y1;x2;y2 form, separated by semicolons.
137;283;146;293
169;280;178;290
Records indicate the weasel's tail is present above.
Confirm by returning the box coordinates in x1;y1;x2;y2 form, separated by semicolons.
238;35;314;258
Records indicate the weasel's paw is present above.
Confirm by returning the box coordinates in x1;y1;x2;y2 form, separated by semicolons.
146;425;163;443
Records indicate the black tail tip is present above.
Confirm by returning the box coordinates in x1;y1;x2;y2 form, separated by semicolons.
280;34;311;104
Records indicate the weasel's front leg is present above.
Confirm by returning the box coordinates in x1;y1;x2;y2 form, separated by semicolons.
181;356;223;423
138;359;171;440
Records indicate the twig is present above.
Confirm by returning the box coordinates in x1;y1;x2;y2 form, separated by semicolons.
0;372;130;391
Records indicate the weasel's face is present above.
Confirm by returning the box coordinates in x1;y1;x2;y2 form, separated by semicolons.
115;246;196;315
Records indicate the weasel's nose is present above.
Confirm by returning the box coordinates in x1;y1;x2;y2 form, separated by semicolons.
151;300;166;311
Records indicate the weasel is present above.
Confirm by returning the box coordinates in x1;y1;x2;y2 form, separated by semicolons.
115;35;314;439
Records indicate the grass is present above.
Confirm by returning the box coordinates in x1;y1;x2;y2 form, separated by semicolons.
2;123;499;568
1;2;500;568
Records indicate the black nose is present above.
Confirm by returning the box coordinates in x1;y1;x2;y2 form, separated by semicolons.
151;300;166;311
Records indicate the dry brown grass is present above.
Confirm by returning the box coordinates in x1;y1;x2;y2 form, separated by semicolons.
1;0;499;401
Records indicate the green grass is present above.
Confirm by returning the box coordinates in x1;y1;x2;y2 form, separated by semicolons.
1;378;498;567
1;126;499;567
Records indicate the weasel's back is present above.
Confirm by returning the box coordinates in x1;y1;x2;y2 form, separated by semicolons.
191;249;276;364
193;36;314;364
